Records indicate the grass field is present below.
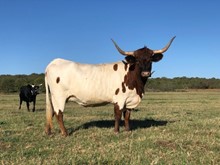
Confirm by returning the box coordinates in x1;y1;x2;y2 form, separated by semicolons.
0;91;220;164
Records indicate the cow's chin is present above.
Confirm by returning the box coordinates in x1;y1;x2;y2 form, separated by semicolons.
141;71;151;77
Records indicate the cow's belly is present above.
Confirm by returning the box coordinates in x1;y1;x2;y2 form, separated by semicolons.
67;92;112;107
22;97;34;102
69;92;141;109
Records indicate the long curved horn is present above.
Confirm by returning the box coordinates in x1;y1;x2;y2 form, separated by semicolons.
111;39;134;56
153;36;176;54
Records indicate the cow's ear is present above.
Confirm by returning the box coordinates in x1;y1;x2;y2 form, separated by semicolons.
125;55;136;64
152;53;163;62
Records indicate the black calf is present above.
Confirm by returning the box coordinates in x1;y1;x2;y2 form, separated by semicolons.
19;84;41;112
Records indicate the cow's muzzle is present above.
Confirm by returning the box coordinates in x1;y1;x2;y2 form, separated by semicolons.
141;71;155;77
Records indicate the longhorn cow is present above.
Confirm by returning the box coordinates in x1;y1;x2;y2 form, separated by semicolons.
45;37;175;136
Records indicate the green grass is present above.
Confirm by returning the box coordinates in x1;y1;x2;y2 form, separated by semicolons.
0;91;220;164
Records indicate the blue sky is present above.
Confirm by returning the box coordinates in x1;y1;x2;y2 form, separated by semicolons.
0;0;219;78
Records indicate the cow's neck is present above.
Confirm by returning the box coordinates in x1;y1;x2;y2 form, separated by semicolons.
123;64;148;98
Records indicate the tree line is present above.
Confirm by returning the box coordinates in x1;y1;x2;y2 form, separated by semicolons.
146;77;220;91
0;74;220;93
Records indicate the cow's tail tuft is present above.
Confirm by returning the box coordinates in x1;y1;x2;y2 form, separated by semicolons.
45;74;53;135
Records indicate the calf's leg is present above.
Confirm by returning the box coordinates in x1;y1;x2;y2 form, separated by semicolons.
19;99;22;110
26;102;30;112
32;99;36;112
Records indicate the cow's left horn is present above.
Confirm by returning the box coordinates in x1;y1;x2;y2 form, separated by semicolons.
111;39;134;56
153;36;176;54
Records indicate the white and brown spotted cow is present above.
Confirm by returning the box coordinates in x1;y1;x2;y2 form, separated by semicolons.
45;37;175;136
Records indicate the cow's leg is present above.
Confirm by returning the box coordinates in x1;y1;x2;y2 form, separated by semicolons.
123;109;131;131
55;110;68;136
114;103;122;133
51;95;68;136
32;99;36;112
19;99;22;110
26;102;30;112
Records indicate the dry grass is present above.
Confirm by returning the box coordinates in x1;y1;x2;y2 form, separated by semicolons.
0;91;220;164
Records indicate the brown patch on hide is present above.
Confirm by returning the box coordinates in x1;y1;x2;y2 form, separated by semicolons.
124;63;128;71
122;82;126;93
123;65;146;98
115;88;120;95
113;64;118;71
124;75;128;84
56;77;60;84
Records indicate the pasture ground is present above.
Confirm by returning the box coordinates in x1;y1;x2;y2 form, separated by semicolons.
0;91;220;164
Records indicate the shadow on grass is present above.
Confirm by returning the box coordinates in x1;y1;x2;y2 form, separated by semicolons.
68;119;170;135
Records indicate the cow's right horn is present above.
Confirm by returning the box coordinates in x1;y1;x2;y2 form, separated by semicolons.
111;39;134;56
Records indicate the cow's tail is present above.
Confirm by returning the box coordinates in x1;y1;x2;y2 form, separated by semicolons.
45;73;53;135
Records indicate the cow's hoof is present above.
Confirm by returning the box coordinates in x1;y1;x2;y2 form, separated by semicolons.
62;130;68;137
114;129;119;134
45;127;52;136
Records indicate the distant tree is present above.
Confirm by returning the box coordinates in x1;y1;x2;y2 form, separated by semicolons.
34;74;45;92
15;77;28;92
1;76;16;93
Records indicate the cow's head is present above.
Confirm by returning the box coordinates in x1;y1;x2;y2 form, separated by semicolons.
28;84;42;96
112;37;175;77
